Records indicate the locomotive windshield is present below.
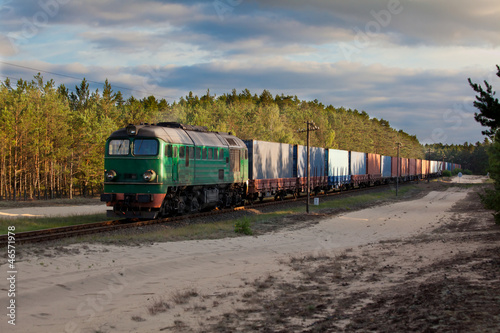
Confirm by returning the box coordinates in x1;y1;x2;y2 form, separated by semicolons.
108;139;130;155
133;139;158;156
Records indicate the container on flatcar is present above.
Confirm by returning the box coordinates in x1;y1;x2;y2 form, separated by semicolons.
391;157;400;177
295;145;326;178
245;140;294;179
422;159;430;177
381;156;392;178
416;159;422;179
409;159;417;179
366;153;382;184
244;140;296;200
430;160;438;174
327;149;350;188
295;145;327;192
401;158;409;177
350;151;367;175
350;151;368;186
366;153;381;175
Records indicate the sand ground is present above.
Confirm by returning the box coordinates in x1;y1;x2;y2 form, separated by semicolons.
0;175;496;332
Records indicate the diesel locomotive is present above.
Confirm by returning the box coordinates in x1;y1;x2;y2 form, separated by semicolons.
100;123;248;218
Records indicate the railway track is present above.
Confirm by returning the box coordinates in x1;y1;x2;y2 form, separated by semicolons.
0;182;408;246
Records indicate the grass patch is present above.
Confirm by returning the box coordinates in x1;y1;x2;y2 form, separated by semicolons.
0;197;100;209
67;219;239;245
234;217;253;235
170;288;199;305
0;213;109;234
147;296;170;315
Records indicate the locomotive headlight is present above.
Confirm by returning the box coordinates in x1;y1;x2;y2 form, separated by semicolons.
105;170;117;181
143;169;156;182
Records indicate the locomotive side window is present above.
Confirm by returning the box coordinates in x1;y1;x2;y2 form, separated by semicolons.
166;145;172;157
179;146;185;159
208;148;213;160
133;139;158;156
214;149;218;160
196;147;201;159
202;148;207;159
189;146;194;159
219;148;224;160
173;146;178;158
109;139;130;155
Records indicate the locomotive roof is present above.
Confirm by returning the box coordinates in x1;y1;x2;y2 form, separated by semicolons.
108;123;247;149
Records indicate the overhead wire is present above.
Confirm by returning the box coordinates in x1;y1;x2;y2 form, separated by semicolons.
0;60;172;100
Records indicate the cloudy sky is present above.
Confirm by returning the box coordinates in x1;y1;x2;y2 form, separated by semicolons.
0;0;499;145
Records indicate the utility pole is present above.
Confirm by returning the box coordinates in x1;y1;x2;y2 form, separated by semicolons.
298;121;319;213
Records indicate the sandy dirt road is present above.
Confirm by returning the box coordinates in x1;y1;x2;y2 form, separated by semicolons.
0;204;106;219
0;179;484;333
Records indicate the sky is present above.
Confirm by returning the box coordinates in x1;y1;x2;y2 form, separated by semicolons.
0;0;499;145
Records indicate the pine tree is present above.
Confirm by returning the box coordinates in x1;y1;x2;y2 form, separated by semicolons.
469;65;500;222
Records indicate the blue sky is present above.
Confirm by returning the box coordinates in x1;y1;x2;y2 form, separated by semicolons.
1;0;499;145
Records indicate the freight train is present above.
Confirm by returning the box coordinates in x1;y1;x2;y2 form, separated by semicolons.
100;123;460;218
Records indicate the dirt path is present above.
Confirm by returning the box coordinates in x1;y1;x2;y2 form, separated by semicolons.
1;179;494;333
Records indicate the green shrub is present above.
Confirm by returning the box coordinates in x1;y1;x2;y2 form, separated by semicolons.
234;217;253;235
480;188;500;224
442;170;452;177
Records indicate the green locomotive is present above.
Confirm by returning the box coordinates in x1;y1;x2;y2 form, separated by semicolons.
100;123;248;218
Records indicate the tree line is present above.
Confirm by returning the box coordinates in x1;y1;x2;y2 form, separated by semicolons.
0;74;468;201
424;140;490;175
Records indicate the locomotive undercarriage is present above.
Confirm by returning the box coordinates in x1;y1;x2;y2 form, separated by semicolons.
159;184;246;217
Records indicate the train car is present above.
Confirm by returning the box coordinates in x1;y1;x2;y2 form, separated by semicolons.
367;153;382;185
296;145;328;193
391;157;400;178
381;155;392;180
350;151;368;187
408;158;417;180
327;148;350;189
245;140;295;201
101;123;248;218
422;159;430;179
401;158;409;179
439;161;445;172
430;160;439;176
416;159;422;180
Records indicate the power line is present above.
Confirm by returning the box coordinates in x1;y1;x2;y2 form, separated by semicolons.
0;60;171;99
